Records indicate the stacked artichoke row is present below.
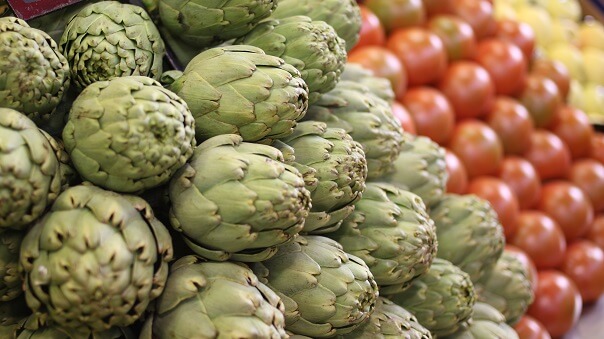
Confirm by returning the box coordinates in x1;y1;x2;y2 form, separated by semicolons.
0;0;534;338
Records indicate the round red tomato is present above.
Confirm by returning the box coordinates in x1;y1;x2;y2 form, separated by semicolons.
523;130;571;181
445;149;468;194
348;46;407;99
514;315;552;339
364;0;426;33
391;101;417;134
450;0;496;40
422;0;454;17
518;74;563;128
402;87;455;145
496;19;536;61
438;61;495;120
561;240;604;302
591;133;604;164
498;157;541;210
486;96;534;155
586;215;604;250
467;176;519;239
427;15;477;61
549;106;594;160
568;159;604;213
474;38;527;95
530;59;571;101
448;120;503;178
538;181;594;241
505;244;539;293
387;28;448;87
511;211;567;269
353;5;387;51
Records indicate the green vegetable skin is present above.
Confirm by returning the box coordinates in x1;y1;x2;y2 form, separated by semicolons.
442;302;519;339
340;63;395;103
0;231;24;302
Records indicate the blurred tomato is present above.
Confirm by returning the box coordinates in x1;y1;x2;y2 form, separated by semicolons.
402;87;455;145
496;19;536;61
467;176;519;238
518;75;563;128
348;46;407;99
514;315;552;339
353;5;386;51
568;160;604;213
445;149;468;194
391;101;417;134
387;28;447;87
448;120;503;178
538;181;594;241
586;215;604;250
505;244;539;293
427;15;477;61
364;0;425;33
549;106;594;160
499;157;541;210
438;61;495;120
422;0;454;17
561;240;604;302
474;39;527;95
530;59;571;101
511;211;567;269
450;0;496;39
591;133;604;164
523;130;571;181
486;97;534;155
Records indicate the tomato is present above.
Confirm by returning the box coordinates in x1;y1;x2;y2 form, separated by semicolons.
450;0;496;40
386;28;448;87
401;87;455;145
586;215;604;250
474;39;527;96
505;244;539;293
467;176;519;239
391;101;417;134
486;97;534;155
530;59;571;101
448;120;503;178
422;0;454;17
568;160;604;213
518;75;563;128
364;0;426;33
499;157;541;210
523;130;571;181
427;15;477;61
561;240;604;302
514;315;552;339
511;211;567;269
496;19;536;61
348;46;407;99
445;149;468;194
538;181;594;241
591;133;604;164
352;5;386;51
438;61;495;120
549;106;594;160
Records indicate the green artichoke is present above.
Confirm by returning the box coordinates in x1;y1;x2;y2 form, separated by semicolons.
388;258;477;337
169;45;309;144
382;135;448;207
15;323;135;339
59;1;165;90
251;235;379;338
140;255;288;339
62;76;195;193
0;108;71;230
0;231;23;301
275;121;367;234
429;194;506;283
475;250;534;326
20;185;174;332
235;16;347;104
169;134;311;262
159;0;276;48
304;80;406;179
329;182;438;295
0;17;70;123
442;302;519;339
340;63;395;103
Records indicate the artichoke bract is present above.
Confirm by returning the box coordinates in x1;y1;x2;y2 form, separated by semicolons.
159;0;276;48
388;258;477;337
169;45;309;144
341;63;395;103
304;80;406;179
59;1;165;90
429;194;506;283
235;16;347;104
169;134;311;262
0;231;23;302
442;302;519;339
0;108;71;230
276;121;367;234
20;185;174;332
251;235;379;338
0;17;70;123
62;76;195;193
140;256;288;339
329;182;438;295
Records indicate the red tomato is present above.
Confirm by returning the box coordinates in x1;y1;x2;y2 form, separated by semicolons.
438;61;495;120
467;176;519;238
450;0;496;40
538;181;594;241
427;15;477;61
518;75;563;128
348;46;407;99
474;39;527;95
364;0;426;33
499;157;541;210
445;149;468;194
391;101;417;134
568;159;604;213
514;315;552;339
505;244;539;293
353;5;386;51
523;130;571;181
561;240;604;302
448;120;503;178
402;87;455;145
496;19;536;61
422;0;454;17
511;211;567;269
486;97;534;155
586;215;604;250
549;106;594;160
591;133;604;164
530;59;571;101
387;28;448;87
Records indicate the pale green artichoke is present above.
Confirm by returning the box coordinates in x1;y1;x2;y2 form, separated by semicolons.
169;45;309;144
329;182;438;295
442;302;519;339
20;185;174;332
140;255;288;339
59;1;165;90
275;121;367;234
0;17;70;123
340;63;395;102
0;231;23;301
251;235;379;338
429;194;506;283
169;134;311;262
388;258;477;337
235;16;347;104
62;76;195;193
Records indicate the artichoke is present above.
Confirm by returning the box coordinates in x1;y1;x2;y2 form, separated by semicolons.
251;235;379;338
19;185;174;332
169;45;309;144
329;182;438;295
235;16;347;104
382;135;448;207
304;80;406;179
62;76;196;193
169;134;311;262
387;258;477;337
442;302;519;339
429;194;506;283
340;63;395;103
0;108;71;230
0;231;23;301
159;0;276;48
0;17;70;123
140;255;287;339
15;323;135;339
276;121;367;234
59;1;165;90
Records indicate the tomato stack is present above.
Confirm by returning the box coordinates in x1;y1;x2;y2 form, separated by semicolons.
350;0;604;337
